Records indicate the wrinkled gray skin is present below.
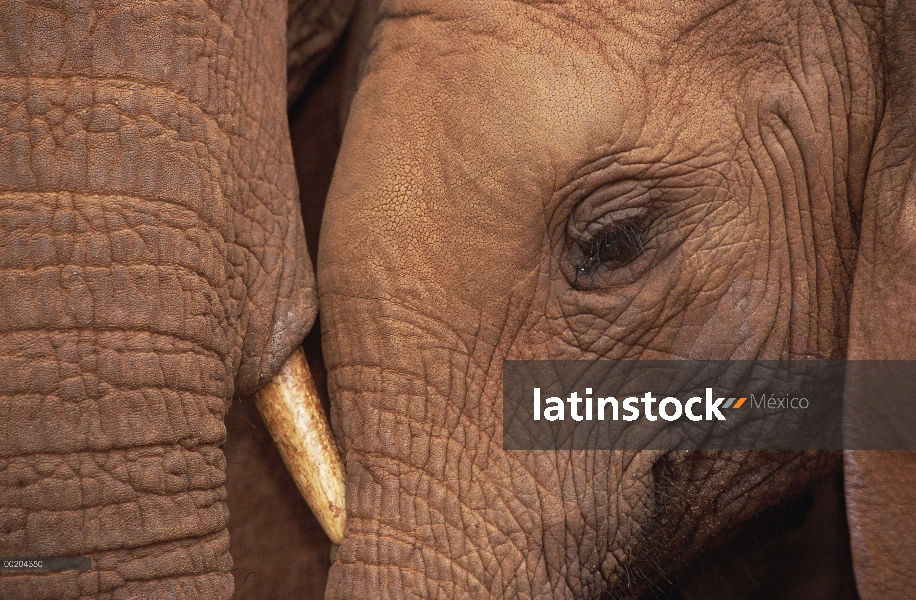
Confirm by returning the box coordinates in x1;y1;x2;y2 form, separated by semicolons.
319;0;916;598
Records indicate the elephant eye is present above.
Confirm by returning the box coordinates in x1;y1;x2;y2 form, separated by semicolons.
567;218;647;291
581;220;644;269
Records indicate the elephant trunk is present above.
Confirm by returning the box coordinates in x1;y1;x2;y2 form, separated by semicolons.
0;2;339;596
0;310;236;596
0;329;342;598
0;234;342;599
0;46;239;600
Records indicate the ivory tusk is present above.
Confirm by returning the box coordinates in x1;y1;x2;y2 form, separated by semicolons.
254;346;346;544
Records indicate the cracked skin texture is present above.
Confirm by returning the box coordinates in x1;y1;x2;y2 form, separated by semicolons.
0;0;319;598
316;0;906;597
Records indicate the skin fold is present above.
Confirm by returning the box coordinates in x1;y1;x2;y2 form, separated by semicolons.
843;0;916;596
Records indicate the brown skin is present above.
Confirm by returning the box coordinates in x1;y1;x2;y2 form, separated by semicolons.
843;0;916;596
319;0;895;597
0;1;317;597
670;471;857;599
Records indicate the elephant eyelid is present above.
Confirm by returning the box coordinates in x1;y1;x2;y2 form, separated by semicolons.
572;218;646;289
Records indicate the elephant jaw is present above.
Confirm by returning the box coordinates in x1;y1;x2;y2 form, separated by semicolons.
254;346;347;544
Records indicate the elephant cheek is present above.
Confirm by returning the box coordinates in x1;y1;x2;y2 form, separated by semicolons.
317;302;666;599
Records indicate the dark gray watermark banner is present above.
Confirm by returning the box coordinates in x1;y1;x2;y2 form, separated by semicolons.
0;557;91;571
503;361;916;450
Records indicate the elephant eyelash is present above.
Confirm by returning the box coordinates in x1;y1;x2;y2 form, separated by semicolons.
573;219;646;288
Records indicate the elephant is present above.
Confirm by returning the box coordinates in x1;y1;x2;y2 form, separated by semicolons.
2;1;916;600
0;0;351;597
317;0;916;598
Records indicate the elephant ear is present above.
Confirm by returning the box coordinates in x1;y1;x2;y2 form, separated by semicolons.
844;2;916;597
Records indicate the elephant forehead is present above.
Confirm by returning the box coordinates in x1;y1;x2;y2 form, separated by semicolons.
339;0;871;221
323;0;872;350
322;11;672;306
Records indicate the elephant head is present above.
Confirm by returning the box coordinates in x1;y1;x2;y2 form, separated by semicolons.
318;0;916;597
